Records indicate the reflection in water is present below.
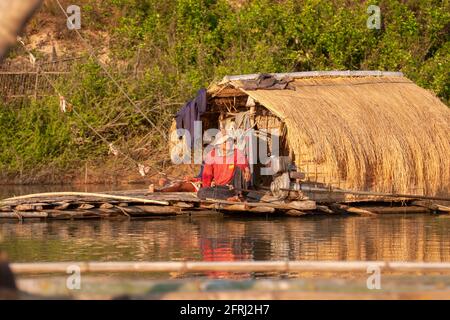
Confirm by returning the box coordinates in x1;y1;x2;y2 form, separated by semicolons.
1;215;449;264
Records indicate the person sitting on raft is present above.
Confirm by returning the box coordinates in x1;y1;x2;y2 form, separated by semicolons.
199;134;251;202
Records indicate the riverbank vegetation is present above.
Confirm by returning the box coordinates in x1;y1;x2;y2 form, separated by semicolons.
0;0;448;184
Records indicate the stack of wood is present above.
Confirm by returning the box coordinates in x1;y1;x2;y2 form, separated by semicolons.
0;190;448;221
0;190;319;220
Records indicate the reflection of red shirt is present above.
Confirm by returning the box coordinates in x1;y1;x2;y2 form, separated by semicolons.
202;149;249;187
201;239;236;278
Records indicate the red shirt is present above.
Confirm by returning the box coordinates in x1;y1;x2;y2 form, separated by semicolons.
202;148;249;187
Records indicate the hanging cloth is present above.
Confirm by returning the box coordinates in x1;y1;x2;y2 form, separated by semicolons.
175;88;208;147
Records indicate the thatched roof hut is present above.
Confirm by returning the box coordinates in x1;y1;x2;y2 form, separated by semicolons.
203;71;450;197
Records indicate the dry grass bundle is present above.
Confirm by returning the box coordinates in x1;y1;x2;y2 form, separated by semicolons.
224;76;450;196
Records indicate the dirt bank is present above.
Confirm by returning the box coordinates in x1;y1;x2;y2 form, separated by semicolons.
0;162;200;186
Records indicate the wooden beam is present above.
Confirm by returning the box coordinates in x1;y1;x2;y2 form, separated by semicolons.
122;206;181;215
203;198;316;211
285;210;306;217
173;202;194;209
316;205;335;214
363;206;430;214
1;192;170;206
0;212;48;219
330;204;376;216
15;203;47;211
220;204;276;214
412;201;450;214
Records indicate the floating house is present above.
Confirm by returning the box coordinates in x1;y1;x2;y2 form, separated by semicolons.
174;71;450;201
1;71;449;221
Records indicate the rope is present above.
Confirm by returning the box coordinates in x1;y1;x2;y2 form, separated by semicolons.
54;0;167;139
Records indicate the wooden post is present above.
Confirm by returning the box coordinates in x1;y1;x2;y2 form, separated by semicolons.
84;162;88;185
34;69;39;99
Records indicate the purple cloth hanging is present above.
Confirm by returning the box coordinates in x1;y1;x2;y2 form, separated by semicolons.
175;88;207;147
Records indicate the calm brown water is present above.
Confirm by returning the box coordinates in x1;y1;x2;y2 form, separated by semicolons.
1;186;449;265
1;215;449;264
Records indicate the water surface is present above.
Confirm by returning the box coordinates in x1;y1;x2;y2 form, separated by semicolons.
1;185;449;269
1;215;449;263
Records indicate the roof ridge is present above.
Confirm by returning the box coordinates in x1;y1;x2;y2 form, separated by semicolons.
221;70;404;83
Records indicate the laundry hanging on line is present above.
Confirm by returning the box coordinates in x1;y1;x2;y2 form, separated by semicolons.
175;88;208;147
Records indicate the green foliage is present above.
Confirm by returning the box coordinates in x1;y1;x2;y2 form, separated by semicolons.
1;0;449;181
105;0;449;99
0;98;76;174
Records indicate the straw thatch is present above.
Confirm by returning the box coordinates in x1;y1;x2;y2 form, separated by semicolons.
209;73;450;196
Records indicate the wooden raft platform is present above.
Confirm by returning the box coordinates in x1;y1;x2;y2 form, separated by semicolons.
0;189;448;221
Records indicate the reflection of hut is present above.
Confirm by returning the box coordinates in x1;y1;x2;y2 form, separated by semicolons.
173;71;450;199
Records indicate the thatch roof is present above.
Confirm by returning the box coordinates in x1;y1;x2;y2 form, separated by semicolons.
209;71;450;196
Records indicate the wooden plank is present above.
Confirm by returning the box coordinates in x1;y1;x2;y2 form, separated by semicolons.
0;212;48;218
285;210;306;217
78;204;95;210
249;207;276;214
203;198;316;211
0;206;12;212
220;204;275;214
47;210;102;219
330;204;376;216
100;203;114;209
412;201;450;213
287;200;316;210
54;202;70;210
362;206;430;214
1;192;170;206
302;191;410;204
122;206;181;216
261;198;317;210
15;203;47;211
436;205;450;213
173;202;194;209
1;192;199;207
316;205;335;214
137;191;200;203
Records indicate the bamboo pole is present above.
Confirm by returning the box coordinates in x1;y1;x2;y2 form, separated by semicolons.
287;186;450;202
361;206;430;214
10;261;450;275
0;192;169;206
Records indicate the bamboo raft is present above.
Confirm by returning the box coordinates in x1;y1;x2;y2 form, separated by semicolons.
0;188;449;221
